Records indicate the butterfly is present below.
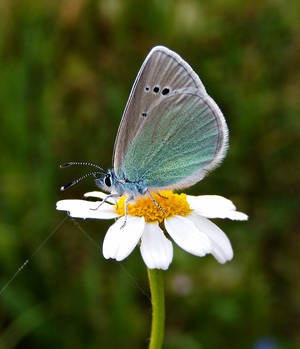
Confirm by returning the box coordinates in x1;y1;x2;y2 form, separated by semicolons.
60;46;228;225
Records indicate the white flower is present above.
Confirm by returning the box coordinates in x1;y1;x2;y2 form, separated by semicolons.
56;191;248;270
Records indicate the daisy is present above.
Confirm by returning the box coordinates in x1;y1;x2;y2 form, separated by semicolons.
56;191;248;270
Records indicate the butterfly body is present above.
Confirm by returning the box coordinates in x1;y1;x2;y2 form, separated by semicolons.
95;169;148;197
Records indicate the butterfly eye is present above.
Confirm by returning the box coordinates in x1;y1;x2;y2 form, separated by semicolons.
153;86;160;93
104;175;112;187
142;112;147;118
162;87;170;96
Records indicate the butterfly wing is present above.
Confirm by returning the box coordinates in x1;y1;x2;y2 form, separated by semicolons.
113;46;207;171
119;89;228;190
113;46;228;190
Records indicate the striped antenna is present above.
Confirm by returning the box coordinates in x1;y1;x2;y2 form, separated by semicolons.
60;171;102;191
60;162;104;171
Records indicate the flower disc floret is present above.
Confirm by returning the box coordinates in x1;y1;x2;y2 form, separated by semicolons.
115;191;192;223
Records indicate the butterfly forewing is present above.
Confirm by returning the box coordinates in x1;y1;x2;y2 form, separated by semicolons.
120;90;227;190
113;46;207;172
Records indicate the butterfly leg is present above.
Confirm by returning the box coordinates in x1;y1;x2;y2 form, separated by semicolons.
157;192;168;199
147;190;165;213
120;195;134;229
90;194;119;211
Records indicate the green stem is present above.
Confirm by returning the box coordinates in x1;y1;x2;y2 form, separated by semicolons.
147;268;165;349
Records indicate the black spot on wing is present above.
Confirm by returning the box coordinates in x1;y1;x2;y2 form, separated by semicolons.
162;87;170;95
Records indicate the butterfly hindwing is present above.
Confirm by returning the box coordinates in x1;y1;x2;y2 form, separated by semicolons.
119;89;228;190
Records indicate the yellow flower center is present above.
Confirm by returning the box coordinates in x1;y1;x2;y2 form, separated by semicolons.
115;191;192;223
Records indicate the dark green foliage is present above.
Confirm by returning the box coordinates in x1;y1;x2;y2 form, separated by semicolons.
0;1;299;348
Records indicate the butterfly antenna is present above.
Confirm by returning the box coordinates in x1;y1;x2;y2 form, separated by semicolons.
60;171;101;191
60;162;104;171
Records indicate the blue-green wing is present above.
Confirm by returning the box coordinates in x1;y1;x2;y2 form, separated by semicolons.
113;46;207;173
120;88;228;190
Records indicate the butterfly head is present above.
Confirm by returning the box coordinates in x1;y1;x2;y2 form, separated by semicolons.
95;168;150;198
94;169;116;193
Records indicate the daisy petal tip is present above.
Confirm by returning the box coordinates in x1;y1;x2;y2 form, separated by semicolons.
213;250;233;264
220;251;234;264
84;191;102;198
102;243;115;260
56;200;66;211
102;252;111;260
217;258;229;265
56;201;74;215
240;212;248;221
228;211;248;221
140;223;173;270
115;254;128;262
148;264;170;271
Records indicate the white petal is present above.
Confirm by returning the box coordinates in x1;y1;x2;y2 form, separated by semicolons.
187;195;248;220
84;191;117;204
164;215;212;257
56;199;119;219
225;211;248;220
188;213;233;263
140;222;173;270
103;216;145;261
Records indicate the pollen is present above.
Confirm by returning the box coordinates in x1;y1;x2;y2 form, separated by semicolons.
115;191;192;223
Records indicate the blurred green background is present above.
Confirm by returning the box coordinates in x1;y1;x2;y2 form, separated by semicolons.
1;0;299;348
